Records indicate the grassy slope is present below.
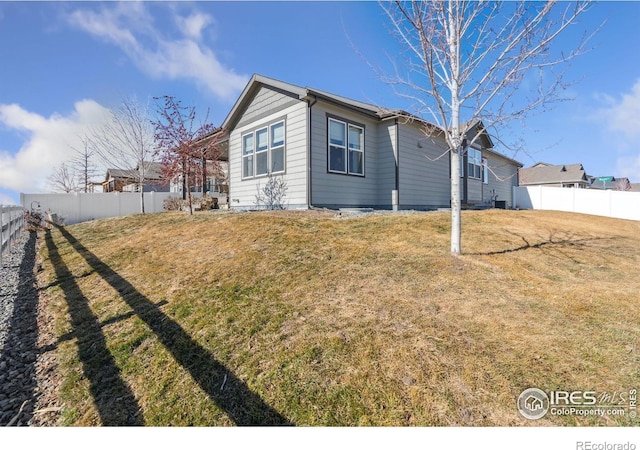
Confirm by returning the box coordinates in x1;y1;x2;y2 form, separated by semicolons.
38;210;640;426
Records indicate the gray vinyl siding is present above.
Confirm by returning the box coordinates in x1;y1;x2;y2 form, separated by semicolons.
397;122;450;209
467;178;483;204
229;96;308;209
310;100;380;208
484;152;520;208
236;86;300;129
376;121;397;207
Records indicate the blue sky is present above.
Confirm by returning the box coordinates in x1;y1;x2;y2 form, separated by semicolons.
1;1;640;205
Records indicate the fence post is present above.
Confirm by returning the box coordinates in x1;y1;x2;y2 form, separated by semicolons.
0;205;24;268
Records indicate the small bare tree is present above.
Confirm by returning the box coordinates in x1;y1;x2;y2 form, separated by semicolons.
380;1;594;255
48;162;80;193
255;174;288;210
89;96;156;213
70;136;99;193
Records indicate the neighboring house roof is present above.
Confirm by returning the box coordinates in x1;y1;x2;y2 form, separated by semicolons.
194;128;229;161
105;168;137;180
519;163;588;186
223;73;522;167
136;161;165;180
588;176;633;190
105;162;165;183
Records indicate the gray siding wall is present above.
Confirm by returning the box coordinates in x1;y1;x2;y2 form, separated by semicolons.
236;86;300;129
397;123;451;209
376;120;397;208
310;100;381;208
484;152;520;207
467;178;483;204
229;92;308;209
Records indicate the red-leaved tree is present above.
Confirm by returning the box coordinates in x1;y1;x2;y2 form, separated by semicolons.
152;96;225;215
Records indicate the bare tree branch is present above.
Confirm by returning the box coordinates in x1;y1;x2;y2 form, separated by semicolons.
47;162;80;193
379;0;595;255
88;96;156;213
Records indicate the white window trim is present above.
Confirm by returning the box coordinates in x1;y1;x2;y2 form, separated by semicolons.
328;117;365;177
241;119;286;180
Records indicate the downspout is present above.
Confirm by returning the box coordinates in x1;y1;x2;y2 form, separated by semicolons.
394;118;400;211
306;94;318;209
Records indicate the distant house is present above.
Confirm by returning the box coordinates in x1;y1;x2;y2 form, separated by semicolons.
164;130;230;201
168;160;229;197
519;162;589;188
102;161;169;193
218;74;522;210
588;176;632;191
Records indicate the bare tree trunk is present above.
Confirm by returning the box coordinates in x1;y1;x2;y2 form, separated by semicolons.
448;3;462;256
187;175;193;215
202;157;207;195
181;159;187;201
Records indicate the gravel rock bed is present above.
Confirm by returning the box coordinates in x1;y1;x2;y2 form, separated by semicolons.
0;231;59;426
333;208;446;219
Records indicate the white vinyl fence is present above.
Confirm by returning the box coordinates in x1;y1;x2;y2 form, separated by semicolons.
513;186;640;221
20;192;188;225
1;205;25;267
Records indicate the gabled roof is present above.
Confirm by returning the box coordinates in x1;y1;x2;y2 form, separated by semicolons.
222;74;387;130
223;74;522;167
519;163;588;186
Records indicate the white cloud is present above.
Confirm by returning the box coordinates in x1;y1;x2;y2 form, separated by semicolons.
597;79;640;181
616;154;640;181
599;79;640;139
175;12;213;41
66;3;247;101
0;101;110;193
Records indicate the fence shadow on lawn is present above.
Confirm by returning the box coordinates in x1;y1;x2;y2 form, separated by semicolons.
53;224;292;426
45;230;144;426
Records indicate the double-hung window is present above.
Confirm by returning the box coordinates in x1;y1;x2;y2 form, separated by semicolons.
255;127;268;176
241;120;286;179
270;122;285;173
328;118;364;176
467;148;482;179
242;134;254;179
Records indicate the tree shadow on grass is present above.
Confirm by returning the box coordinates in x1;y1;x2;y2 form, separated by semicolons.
54;224;292;426
468;230;610;261
45;230;144;426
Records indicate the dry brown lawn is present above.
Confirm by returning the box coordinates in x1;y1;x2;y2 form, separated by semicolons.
37;209;640;426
